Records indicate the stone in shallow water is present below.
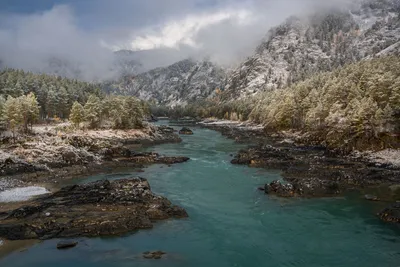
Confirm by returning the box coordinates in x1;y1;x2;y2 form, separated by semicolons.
0;187;49;202
179;127;193;135
378;203;400;223
0;178;188;240
365;194;379;201
143;251;166;259
56;241;78;249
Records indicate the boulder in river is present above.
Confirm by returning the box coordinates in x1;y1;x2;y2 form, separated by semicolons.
143;251;166;259
0;178;188;240
57;241;78;249
378;203;400;223
231;143;400;198
265;180;295;197
179;127;193;135
364;194;380;201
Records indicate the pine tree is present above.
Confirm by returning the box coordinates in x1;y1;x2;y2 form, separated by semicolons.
46;89;58;118
69;101;85;128
58;87;70;118
84;95;102;129
3;96;23;140
0;96;5;130
26;93;40;130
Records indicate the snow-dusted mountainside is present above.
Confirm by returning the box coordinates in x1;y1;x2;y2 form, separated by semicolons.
222;0;400;99
107;59;226;106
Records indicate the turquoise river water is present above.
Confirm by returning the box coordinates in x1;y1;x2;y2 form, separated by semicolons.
1;123;399;267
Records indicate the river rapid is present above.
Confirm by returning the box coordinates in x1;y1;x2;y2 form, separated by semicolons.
1;123;399;267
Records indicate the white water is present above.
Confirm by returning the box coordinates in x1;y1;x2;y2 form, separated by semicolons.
0;187;49;202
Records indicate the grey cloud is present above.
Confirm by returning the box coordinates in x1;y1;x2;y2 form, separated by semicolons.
0;5;117;81
0;0;357;81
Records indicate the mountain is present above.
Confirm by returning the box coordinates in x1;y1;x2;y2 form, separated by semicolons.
113;50;144;77
106;58;226;106
222;0;400;99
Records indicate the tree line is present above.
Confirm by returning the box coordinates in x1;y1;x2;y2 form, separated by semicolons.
0;69;149;137
69;95;148;129
0;68;101;120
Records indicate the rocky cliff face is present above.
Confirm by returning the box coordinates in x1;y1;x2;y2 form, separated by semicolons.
108;59;226;106
222;0;400;99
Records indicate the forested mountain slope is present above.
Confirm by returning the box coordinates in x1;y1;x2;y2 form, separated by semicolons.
223;0;400;99
106;59;226;107
181;56;400;151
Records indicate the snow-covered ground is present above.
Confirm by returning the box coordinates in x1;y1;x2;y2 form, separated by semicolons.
0;187;49;202
363;149;400;168
199;119;264;130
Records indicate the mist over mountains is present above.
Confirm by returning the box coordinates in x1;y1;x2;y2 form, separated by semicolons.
0;0;399;106
0;0;362;80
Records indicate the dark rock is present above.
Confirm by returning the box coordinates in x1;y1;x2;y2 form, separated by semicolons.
4;158;14;165
147;114;158;122
231;143;400;198
157;156;190;165
378;203;400;223
0;159;47;177
365;194;380;201
265;180;295;197
179;127;194;135
57;241;78;249
143;251;166;259
126;152;189;165
99;148;114;161
62;151;80;164
0;178;188;240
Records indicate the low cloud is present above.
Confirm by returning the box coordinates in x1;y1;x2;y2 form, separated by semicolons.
0;0;356;80
0;5;117;81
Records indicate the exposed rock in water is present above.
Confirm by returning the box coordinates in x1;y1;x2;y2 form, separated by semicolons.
146;115;158;122
179;127;194;135
232;144;400;198
57;241;78;249
265;180;295;198
199;120;264;144
0;178;188;240
364;195;380;201
143;250;166;259
378;203;400;223
122;152;190;165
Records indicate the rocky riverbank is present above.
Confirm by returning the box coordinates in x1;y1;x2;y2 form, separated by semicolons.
198;119;264;144
200;120;400;224
0;123;184;191
0;178;188;240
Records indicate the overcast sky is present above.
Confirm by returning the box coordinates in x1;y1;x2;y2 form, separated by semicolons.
0;0;354;80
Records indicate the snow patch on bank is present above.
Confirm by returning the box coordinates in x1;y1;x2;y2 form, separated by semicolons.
0;239;3;246
366;149;400;168
199;119;264;130
0;187;49;202
353;149;400;168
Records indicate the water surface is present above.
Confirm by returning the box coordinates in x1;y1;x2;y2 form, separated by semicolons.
1;124;399;267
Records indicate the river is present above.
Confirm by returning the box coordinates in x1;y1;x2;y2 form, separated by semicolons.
1;123;399;267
